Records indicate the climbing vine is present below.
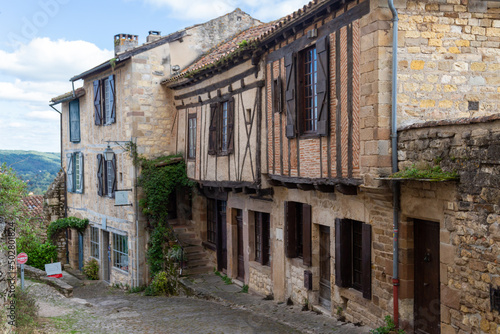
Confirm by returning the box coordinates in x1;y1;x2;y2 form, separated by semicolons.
46;216;89;241
138;154;194;277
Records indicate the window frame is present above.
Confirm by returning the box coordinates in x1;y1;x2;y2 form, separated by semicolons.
97;153;116;198
66;152;84;194
255;212;271;266
206;198;217;245
298;45;318;135
93;75;116;126
112;233;128;272
90;226;100;260
284;201;312;266
208;98;234;156
188;113;197;160
69;99;81;143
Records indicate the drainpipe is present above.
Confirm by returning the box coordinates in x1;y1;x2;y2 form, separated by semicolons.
133;137;140;288
388;0;400;329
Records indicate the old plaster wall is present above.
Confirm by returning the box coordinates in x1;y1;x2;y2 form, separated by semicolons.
398;119;500;334
394;0;500;127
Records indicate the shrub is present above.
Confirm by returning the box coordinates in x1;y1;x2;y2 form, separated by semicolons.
82;259;99;280
47;217;89;241
15;287;39;332
370;316;405;334
18;240;58;271
147;262;180;296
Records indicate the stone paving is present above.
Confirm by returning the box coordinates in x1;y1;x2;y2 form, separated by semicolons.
28;271;370;334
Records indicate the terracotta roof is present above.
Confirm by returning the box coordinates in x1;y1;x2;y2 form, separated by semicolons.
22;195;44;218
163;0;341;84
50;87;86;104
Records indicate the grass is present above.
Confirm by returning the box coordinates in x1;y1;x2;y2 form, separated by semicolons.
14;287;39;334
213;268;233;285
390;164;459;181
240;284;249;293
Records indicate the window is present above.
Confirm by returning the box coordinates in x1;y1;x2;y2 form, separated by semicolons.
208;99;234;155
284;201;312;266
97;153;116;198
188;114;197;159
255;212;271;266
69;99;80;143
66;152;84;193
90;226;99;259
207;198;216;245
112;233;128;271
335;219;372;299
285;36;329;138
300;46;318;133
93;75;116;126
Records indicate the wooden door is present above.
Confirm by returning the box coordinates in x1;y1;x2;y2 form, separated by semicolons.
78;233;84;271
414;219;440;334
319;225;331;309
236;209;244;280
217;200;228;272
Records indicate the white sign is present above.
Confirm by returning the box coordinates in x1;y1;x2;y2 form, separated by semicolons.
115;191;129;206
276;228;283;241
45;262;62;276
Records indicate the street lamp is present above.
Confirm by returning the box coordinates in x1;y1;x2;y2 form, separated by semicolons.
104;145;115;161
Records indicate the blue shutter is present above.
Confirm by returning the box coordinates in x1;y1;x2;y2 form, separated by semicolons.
110;154;116;198
94;80;102;125
66;153;74;192
97;154;104;196
77;152;84;194
109;75;116;124
69;99;80;142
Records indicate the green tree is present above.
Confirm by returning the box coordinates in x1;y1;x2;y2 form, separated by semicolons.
0;163;28;222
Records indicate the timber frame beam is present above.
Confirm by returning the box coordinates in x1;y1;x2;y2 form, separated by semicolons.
267;174;361;195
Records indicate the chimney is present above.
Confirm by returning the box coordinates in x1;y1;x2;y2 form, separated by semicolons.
114;34;138;55
147;31;161;43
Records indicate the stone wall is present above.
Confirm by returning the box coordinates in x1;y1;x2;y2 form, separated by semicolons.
0;218;15;333
395;0;500;127
397;118;500;333
43;169;65;224
249;264;272;296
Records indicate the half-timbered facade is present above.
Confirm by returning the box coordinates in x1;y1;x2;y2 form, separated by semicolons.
164;22;276;281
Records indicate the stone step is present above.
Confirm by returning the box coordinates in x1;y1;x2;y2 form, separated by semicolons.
186;252;208;261
183;245;204;254
183;266;212;275
177;232;197;240
185;258;210;268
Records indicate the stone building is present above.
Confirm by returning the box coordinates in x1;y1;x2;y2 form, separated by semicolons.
50;10;262;286
161;0;500;333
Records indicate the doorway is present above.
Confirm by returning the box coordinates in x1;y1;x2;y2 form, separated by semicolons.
78;233;84;271
216;200;228;272
102;231;111;282
319;225;331;309
414;219;440;334
236;209;244;281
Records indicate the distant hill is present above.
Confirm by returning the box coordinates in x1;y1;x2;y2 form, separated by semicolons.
0;150;61;195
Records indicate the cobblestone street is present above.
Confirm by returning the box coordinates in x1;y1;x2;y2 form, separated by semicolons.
27;272;369;334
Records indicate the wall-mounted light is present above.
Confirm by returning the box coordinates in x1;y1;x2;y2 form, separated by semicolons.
171;65;180;72
104;145;115;161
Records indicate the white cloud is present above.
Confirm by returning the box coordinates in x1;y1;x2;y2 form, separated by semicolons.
26;110;60;121
0;37;113;81
139;0;311;22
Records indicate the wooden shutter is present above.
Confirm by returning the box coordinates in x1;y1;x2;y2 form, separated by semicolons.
97;154;104;196
208;103;218;155
285;201;297;258
362;223;372;299
227;97;234;154
316;36;329;136
273;77;282;113
335;218;352;288
69;100;80;142
110;154;117;198
285;53;297;138
77;152;84;194
66;153;74;192
302;204;312;266
93;80;102;125
108;75;116;124
262;213;270;266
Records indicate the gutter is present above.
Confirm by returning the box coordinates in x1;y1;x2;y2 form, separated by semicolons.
49;103;63;169
388;0;400;329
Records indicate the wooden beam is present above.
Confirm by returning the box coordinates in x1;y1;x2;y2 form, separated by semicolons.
335;184;358;196
314;184;336;193
257;188;274;197
243;187;257;194
283;182;298;189
297;183;315;191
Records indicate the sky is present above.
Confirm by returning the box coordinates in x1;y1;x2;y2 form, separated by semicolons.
0;0;311;153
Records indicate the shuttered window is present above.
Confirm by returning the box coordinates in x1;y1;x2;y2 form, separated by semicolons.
69;99;80;143
255;212;271;266
285;36;329;138
208;98;234;156
93;75;116;126
112;233;128;272
207;198;216;245
90;226;100;259
97;153;116;198
66;152;84;193
335;218;372;299
284;201;312;266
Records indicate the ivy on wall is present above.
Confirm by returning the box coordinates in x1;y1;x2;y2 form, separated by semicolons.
47;216;89;241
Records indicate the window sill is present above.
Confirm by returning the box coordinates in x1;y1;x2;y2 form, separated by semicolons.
90;256;100;262
288;256;308;268
202;241;216;251
112;266;129;275
249;261;271;275
299;133;320;139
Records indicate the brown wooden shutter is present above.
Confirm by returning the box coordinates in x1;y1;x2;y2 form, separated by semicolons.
335;218;352;288
285;54;297;138
93;80;102;125
97;154;104;196
273;77;282;113
108;75;116;124
285;201;297;258
227;97;234;154
262;213;270;266
362;223;372;299
316;36;329;136
208;103;218;155
302;204;312;266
